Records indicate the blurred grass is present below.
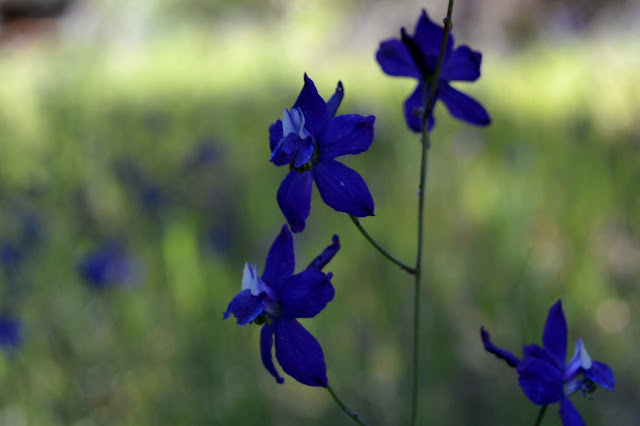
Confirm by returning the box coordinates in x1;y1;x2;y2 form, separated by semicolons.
0;9;639;425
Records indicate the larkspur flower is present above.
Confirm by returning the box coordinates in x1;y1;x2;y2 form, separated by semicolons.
269;74;375;233
78;241;136;289
376;9;491;133
224;225;335;386
481;300;615;426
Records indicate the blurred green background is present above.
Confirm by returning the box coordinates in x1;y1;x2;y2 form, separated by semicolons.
0;0;638;424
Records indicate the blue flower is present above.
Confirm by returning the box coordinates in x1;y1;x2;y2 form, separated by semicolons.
481;300;615;426
376;9;491;133
269;74;375;233
78;241;136;289
224;225;335;387
0;316;22;351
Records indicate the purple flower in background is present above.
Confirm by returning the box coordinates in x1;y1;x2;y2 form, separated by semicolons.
0;242;22;278
269;74;375;233
481;300;615;426
183;139;222;171
78;241;136;289
0;316;22;351
113;159;169;216
376;10;491;132
224;225;336;387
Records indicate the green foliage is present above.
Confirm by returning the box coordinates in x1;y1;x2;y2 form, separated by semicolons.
0;24;637;425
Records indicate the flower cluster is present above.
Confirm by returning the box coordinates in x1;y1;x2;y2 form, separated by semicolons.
482;300;615;425
225;73;376;386
224;7;615;426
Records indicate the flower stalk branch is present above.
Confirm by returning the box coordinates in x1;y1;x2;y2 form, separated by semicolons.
349;215;417;275
534;404;548;426
411;1;455;425
327;385;369;426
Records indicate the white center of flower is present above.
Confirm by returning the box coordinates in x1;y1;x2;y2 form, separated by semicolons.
562;339;595;396
241;262;266;296
282;108;311;140
572;339;593;370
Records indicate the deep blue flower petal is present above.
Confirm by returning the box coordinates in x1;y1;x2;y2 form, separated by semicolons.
279;269;334;319
376;39;421;78
319;114;375;161
271;133;307;167
276;169;313;233
542;300;568;370
414;9;453;58
292;74;330;137
269;119;283;153
559;398;586;426
480;327;521;368
404;81;427;133
260;323;284;384
326;81;344;117
441;45;482;82
274;319;328;387
313;159;374;217
307;235;340;271
522;344;557;366
293;138;315;168
262;225;295;290
223;289;265;325
438;84;491;127
585;361;615;390
517;357;564;404
400;28;431;77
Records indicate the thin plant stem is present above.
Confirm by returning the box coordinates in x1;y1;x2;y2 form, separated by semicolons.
327;385;369;426
349;215;417;274
533;405;548;426
410;2;455;425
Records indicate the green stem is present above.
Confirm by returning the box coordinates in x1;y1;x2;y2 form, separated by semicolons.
424;1;455;128
327;385;369;426
349;215;417;275
533;405;548;426
410;2;454;425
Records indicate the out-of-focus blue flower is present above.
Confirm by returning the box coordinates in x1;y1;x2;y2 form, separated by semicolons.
376;9;491;133
481;300;615;426
0;242;22;272
78;242;136;289
224;225;336;387
183;139;222;171
0;316;22;350
113;159;169;216
139;183;166;214
269;74;375;233
207;218;232;254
